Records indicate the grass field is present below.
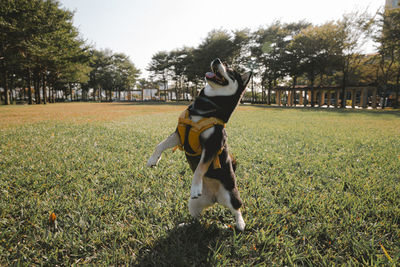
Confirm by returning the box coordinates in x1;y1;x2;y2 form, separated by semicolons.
0;102;399;265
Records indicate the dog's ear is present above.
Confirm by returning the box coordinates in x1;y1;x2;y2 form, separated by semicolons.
241;72;252;87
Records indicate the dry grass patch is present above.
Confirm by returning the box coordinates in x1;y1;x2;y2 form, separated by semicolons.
0;102;186;127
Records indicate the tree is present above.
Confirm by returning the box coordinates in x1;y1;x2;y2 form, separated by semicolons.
0;0;37;104
252;21;310;104
192;29;240;77
147;51;171;101
375;8;400;108
85;49;139;101
0;0;91;105
231;28;252;71
337;11;375;108
289;22;343;107
86;49;108;100
111;52;140;100
169;47;196;100
183;48;202;98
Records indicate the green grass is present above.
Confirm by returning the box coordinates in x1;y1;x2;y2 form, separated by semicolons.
0;103;399;265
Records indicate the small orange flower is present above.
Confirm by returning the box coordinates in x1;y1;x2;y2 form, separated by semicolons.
49;212;56;224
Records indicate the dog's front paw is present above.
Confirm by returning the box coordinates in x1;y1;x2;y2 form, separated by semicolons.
234;211;246;231
146;155;160;167
190;182;202;199
236;218;246;232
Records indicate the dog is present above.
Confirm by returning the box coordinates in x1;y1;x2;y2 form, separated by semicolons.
146;58;251;231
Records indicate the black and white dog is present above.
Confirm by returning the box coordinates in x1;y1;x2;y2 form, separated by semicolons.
147;58;251;231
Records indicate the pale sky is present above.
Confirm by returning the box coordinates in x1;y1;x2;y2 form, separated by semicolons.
59;0;383;78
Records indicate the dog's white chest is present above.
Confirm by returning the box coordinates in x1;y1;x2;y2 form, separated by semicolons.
204;83;238;97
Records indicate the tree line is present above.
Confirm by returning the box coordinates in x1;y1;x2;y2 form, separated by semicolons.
0;0;140;105
147;9;400;108
1;1;400;108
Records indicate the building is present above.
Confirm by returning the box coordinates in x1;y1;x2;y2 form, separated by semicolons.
386;0;400;9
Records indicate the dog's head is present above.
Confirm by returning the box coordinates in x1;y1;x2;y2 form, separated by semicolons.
193;58;252;122
204;58;252;98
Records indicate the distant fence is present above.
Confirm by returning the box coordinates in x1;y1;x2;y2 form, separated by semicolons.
242;86;400;109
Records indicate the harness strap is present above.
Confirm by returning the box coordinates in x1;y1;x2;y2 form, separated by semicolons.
174;109;225;169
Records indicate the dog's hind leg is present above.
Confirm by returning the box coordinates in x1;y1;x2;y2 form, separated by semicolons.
188;177;219;217
188;195;213;218
146;131;180;167
216;187;245;231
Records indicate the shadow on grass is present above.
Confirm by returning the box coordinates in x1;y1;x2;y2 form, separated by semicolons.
243;104;400;117
136;221;229;266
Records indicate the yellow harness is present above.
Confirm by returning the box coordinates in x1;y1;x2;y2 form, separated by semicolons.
173;109;226;169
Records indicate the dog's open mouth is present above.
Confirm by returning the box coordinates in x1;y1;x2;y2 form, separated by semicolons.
205;62;228;86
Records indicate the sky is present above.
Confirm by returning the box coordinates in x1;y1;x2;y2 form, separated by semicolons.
59;0;384;78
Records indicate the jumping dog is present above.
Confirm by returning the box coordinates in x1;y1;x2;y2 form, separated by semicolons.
147;58;251;231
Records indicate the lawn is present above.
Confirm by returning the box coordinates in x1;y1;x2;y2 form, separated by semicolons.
0;103;399;265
